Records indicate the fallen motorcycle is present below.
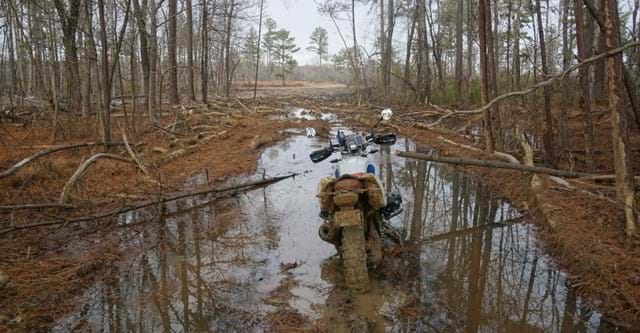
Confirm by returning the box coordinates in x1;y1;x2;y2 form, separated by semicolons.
307;109;403;293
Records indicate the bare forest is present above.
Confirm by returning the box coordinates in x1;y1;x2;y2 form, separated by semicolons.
1;0;640;331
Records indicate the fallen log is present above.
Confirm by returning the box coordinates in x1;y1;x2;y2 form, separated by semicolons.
396;151;592;178
1;174;296;235
436;136;520;164
0;142;124;179
0;203;74;211
59;154;135;204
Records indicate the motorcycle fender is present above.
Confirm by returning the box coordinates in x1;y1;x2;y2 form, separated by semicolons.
334;209;362;227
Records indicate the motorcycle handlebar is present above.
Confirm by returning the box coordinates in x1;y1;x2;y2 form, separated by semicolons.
309;147;334;163
309;133;397;163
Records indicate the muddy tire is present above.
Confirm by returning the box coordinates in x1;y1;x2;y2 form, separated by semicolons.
366;225;383;269
341;225;369;293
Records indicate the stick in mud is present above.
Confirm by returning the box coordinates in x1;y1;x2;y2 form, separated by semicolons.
0;174;297;235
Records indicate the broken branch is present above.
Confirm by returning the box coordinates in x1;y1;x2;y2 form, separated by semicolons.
0;142;123;179
59;154;134;204
121;128;150;176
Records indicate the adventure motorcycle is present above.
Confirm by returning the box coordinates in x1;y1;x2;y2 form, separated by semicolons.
307;110;403;293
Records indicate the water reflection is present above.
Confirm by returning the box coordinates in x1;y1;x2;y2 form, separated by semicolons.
55;130;610;332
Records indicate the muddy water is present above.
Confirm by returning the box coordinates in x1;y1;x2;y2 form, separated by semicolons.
54;117;610;332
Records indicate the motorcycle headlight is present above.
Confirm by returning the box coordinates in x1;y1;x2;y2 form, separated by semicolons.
349;143;357;151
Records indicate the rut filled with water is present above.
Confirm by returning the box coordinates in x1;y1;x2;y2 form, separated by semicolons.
54;111;610;332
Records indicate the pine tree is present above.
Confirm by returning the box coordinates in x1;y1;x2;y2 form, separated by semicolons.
262;18;278;75
272;29;300;86
307;27;329;66
242;27;259;76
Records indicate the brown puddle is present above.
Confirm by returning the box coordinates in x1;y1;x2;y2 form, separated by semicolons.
53;115;614;332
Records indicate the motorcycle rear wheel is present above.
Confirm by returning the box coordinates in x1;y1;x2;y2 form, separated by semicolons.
341;225;370;293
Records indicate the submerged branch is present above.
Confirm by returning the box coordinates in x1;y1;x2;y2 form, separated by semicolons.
396;151;593;178
1;174;296;235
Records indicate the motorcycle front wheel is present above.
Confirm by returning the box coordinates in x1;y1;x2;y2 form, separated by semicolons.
341;225;370;293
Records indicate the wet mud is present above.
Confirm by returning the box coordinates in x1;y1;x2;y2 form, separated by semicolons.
53;110;613;332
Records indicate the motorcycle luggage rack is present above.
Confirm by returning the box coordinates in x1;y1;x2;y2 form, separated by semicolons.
316;188;368;197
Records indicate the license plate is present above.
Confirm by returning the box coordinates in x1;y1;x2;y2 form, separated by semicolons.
334;209;362;227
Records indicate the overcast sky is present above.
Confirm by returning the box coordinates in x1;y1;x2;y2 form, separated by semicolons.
263;0;376;65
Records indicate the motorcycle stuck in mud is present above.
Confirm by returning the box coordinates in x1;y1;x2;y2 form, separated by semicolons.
306;110;403;293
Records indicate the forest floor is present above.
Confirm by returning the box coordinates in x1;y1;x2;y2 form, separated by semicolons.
1;86;639;331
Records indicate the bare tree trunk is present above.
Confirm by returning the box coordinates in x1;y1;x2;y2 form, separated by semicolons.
81;4;93;119
416;0;430;103
379;0;386;92
535;0;556;166
455;0;464;98
574;0;595;170
98;0;112;144
562;0;571;70
224;0;235;97
466;0;474;99
6;7;18;97
351;0;363;104
385;0;395;93
48;19;60;143
426;0;444;93
130;36;137;135
479;0;495;152
603;0;638;237
132;0;151;115
53;0;82;111
513;0;521;90
403;4;417;98
485;0;501;148
506;0;512;90
148;0;157;120
253;0;264;100
186;0;196;101
592;0;607;103
168;0;179;103
201;0;209;104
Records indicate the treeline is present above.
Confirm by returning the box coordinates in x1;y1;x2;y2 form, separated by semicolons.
0;1;339;139
321;0;638;104
0;0;263;138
